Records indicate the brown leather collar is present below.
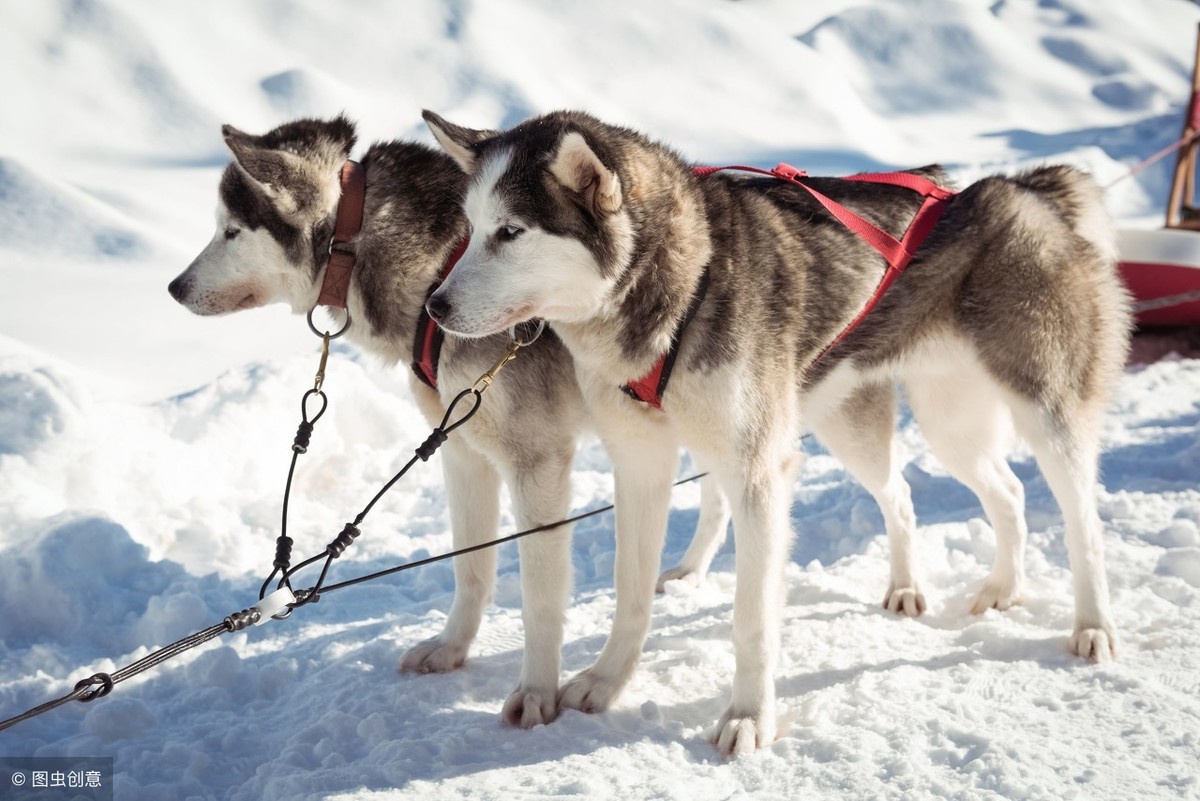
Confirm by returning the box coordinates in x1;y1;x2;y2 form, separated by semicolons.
316;160;366;309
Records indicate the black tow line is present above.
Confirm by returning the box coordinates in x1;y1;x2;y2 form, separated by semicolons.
0;323;705;733
0;469;706;734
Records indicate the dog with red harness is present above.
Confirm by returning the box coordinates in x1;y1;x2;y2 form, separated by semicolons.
166;115;731;730
423;108;1132;756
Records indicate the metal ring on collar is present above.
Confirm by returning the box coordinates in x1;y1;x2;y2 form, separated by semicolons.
511;319;546;347
307;306;352;339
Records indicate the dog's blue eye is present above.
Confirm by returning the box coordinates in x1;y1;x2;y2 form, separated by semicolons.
497;225;523;242
224;227;240;241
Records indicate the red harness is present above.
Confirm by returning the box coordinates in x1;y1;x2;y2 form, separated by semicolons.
622;164;957;408
411;238;469;389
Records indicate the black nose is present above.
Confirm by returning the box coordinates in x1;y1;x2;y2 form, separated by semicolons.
426;292;451;322
168;274;190;302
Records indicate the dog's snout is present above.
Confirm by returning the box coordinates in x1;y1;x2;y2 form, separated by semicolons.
167;274;191;303
426;292;451;322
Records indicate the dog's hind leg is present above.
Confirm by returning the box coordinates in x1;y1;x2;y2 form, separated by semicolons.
1010;396;1116;662
811;382;925;616
497;441;576;728
399;437;501;674
905;369;1028;614
656;467;731;592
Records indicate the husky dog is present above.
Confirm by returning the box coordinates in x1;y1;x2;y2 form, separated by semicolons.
168;115;729;728
422;109;1132;755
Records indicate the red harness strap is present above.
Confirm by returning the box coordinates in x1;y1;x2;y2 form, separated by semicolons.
411;237;469;389
622;270;711;408
622;164;957;407
316;161;367;309
622;359;668;408
809;168;956;365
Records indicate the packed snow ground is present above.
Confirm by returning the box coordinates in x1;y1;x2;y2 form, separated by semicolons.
2;1;1200;799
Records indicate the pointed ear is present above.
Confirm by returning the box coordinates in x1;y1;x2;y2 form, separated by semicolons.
549;132;622;215
222;124;309;213
422;110;496;174
221;123;250;145
327;113;358;159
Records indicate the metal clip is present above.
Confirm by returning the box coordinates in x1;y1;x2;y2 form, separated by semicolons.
314;334;331;392
510;319;546;347
306;306;352;339
471;338;523;394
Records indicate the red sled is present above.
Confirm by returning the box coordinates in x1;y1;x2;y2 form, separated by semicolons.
1119;229;1200;327
1118;23;1200;329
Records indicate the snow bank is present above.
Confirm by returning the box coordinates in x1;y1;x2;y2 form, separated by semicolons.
2;340;1197;800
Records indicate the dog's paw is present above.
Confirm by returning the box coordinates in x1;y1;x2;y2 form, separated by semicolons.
1070;625;1117;663
398;635;469;674
970;579;1023;614
557;667;626;714
502;685;559;729
882;583;927;617
656;564;703;593
712;706;777;757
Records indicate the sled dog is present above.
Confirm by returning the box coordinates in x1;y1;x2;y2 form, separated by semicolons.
168;115;729;728
422;108;1132;755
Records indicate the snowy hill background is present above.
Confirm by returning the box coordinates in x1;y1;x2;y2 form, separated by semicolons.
2;1;1200;798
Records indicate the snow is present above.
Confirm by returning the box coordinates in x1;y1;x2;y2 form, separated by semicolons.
2;0;1200;798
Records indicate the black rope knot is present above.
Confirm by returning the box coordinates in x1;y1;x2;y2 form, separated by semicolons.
74;673;114;703
273;535;294;570
416;428;448;461
326;523;361;558
292;421;314;453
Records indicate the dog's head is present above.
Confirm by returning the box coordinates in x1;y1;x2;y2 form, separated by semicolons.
420;110;637;338
168;116;357;315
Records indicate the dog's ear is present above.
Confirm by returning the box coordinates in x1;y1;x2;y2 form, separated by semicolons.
325;113;358;160
222;124;311;213
549;132;622;215
422;110;496;174
221;124;258;162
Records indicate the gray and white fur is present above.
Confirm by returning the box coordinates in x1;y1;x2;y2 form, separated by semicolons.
422;108;1132;756
168;115;730;729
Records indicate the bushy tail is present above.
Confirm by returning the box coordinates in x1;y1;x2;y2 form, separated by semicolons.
1013;165;1118;263
1018;165;1132;397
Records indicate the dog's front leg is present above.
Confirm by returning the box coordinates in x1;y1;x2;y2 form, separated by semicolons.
711;446;796;757
558;407;678;715
499;445;576;728
399;437;501;673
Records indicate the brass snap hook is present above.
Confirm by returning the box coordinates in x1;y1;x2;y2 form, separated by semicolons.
313;333;331;393
471;337;523;394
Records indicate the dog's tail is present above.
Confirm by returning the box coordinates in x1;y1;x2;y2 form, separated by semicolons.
1012;164;1118;264
1013;164;1132;400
